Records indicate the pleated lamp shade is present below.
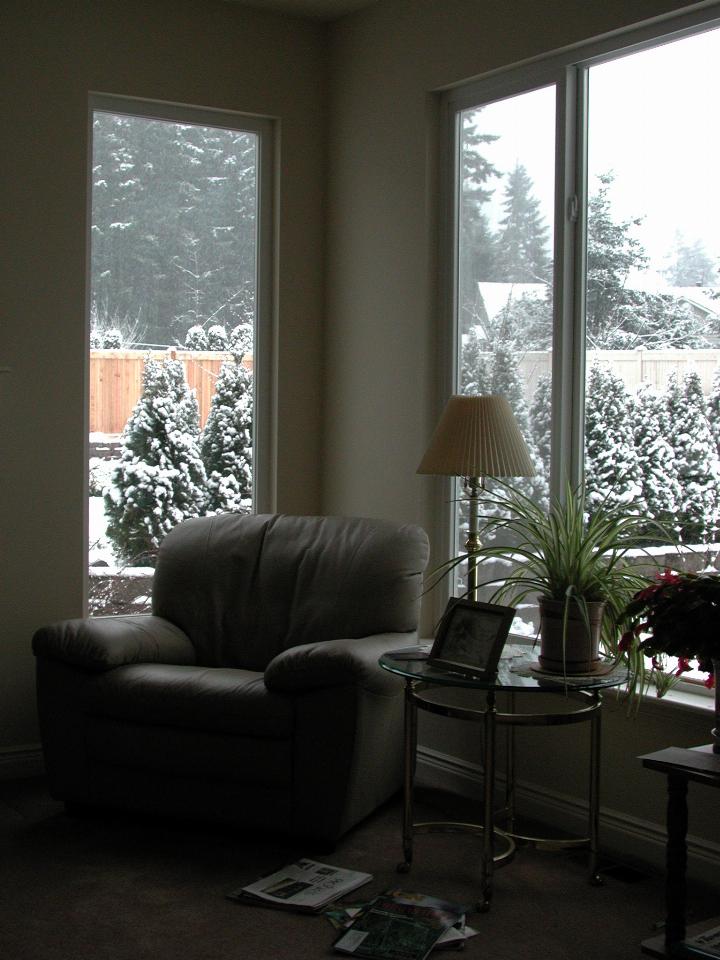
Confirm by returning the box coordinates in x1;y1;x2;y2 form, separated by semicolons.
417;394;535;478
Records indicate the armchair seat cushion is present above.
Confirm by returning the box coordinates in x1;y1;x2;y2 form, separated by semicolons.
84;664;293;738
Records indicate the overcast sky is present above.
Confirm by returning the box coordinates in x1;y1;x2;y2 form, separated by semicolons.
467;24;720;275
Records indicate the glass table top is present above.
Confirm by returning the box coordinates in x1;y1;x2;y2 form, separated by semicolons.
379;643;629;693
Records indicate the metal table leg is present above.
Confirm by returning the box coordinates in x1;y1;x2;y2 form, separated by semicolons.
589;690;603;885
479;688;496;911
399;678;417;873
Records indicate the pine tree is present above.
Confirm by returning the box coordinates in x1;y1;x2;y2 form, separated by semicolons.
494;163;551;283
584;362;644;514
105;356;207;564
529;373;552;477
91;114;258;347
200;358;253;514
585;173;708;349
631;382;681;537
706;366;720;457
665;370;720;544
664;234;717;287
458;111;500;335
459;327;491;395
489;343;548;506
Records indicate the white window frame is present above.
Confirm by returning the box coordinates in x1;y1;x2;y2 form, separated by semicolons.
85;93;277;564
438;3;720;701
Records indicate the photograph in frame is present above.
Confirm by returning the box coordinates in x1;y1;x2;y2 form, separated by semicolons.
428;598;516;679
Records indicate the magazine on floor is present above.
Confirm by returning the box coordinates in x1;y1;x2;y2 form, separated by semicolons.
333;890;467;960
681;922;720;958
325;890;477;951
227;859;373;913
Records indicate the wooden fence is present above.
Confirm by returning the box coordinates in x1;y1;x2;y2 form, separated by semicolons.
517;348;720;405
90;347;720;437
89;350;253;434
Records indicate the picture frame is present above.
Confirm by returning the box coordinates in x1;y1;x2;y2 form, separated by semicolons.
428;598;516;679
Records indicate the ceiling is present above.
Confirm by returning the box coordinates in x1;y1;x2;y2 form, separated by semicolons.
223;0;380;21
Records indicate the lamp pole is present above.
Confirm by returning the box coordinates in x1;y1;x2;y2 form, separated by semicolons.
464;475;485;602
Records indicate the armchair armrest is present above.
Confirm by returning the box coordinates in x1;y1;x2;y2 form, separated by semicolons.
264;632;413;695
32;615;196;673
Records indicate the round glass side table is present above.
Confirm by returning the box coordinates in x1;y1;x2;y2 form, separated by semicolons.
379;645;628;911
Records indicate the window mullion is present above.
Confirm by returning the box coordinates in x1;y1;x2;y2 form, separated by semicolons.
551;65;586;497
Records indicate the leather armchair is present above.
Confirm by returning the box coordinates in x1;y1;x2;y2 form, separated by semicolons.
33;514;429;847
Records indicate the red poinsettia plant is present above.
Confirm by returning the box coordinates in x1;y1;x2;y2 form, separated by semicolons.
621;569;720;689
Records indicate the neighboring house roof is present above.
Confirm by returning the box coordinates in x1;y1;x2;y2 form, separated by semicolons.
476;277;720;321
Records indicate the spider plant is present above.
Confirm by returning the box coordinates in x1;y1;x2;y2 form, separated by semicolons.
425;479;673;700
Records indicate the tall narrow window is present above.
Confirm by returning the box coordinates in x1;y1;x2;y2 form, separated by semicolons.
87;99;273;615
455;85;556;631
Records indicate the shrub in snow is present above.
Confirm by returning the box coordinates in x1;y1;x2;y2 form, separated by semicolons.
200;358;253;513
89;457;117;497
90;328;103;349
102;328;123;349
665;369;720;544
585;362;644;514
185;325;208;350
230;322;253;359
207;324;229;350
631;382;681;538
105;356;207;565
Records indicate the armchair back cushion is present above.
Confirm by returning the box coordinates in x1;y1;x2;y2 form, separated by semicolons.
152;513;426;671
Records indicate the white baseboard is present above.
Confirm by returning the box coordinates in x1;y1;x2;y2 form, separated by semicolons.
416;745;720;887
0;745;45;781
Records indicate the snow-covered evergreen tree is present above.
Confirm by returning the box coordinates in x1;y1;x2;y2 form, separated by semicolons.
529;373;552;477
666;369;720;544
460;327;491;395
494;163;551;283
105;356;207;564
706;366;720;457
489;343;548;505
584;362;644;514
185;325;208;350
207;324;228;350
631;382;681;537
200;357;253;514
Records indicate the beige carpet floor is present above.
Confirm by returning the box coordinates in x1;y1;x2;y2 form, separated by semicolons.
0;777;715;960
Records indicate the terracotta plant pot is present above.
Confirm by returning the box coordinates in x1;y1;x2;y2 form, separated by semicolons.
537;596;605;674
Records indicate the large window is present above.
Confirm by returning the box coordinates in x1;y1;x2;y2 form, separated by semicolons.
87;97;274;615
446;11;720;652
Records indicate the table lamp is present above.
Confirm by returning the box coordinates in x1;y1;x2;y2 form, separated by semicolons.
417;394;535;601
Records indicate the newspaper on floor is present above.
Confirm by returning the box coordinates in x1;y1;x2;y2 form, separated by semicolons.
333;890;467;960
227;858;373;913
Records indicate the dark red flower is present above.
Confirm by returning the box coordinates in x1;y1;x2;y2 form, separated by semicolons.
674;657;692;676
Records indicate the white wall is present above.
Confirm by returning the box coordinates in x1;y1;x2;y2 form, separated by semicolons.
324;0;720;879
1;0;326;752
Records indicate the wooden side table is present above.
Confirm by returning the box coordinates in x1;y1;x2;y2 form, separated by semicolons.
640;745;720;958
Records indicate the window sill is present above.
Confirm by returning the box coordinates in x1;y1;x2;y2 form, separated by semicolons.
639;682;714;717
506;634;715;717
